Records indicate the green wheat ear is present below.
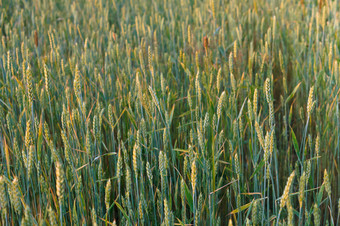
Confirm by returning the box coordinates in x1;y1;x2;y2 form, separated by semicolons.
48;206;57;226
255;120;265;150
74;65;82;106
10;177;21;214
306;86;315;118
315;134;320;157
25;120;33;150
26;65;34;108
105;179;111;212
313;204;320;226
163;199;170;226
27;145;35;179
146;162;153;184
298;172;306;208
125;166;131;197
91;207;98;226
0;176;8;211
217;91;225;120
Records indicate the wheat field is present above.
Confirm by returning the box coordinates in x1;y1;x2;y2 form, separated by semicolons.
0;0;339;225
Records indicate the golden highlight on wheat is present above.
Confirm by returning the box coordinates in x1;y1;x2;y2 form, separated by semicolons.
280;171;295;209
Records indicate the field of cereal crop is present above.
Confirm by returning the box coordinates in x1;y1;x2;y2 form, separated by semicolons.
0;0;339;225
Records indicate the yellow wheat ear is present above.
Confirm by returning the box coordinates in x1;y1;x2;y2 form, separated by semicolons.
280;170;295;209
56;161;65;206
191;159;197;192
323;169;331;197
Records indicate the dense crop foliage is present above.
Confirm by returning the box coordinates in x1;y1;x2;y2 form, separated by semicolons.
0;0;339;225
